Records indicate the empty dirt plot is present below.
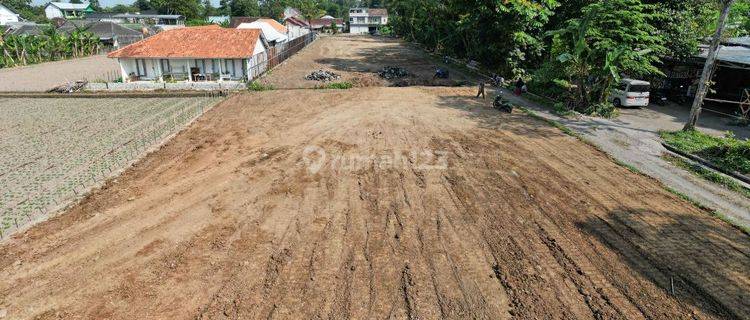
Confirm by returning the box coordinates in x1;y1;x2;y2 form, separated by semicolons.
0;55;120;92
0;96;221;237
259;35;471;88
0;87;747;319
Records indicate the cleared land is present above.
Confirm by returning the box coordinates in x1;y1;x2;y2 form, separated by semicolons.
0;97;220;237
259;35;471;88
0;36;748;319
0;87;747;319
0;55;119;92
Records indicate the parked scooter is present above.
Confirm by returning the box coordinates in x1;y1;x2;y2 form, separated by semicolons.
652;89;669;106
493;95;513;113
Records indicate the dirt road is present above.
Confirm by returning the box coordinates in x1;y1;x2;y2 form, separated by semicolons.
260;35;471;88
0;55;120;92
0;86;748;319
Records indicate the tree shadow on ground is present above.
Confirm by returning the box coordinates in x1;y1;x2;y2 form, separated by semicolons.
433;92;572;140
576;206;749;319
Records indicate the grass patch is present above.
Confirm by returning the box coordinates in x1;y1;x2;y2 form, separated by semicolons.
663;154;750;199
660;129;750;175
317;82;354;89
247;81;275;91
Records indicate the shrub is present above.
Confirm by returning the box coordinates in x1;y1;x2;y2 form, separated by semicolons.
247;81;275;91
318;82;353;89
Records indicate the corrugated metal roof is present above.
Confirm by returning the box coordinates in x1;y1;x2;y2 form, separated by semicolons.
47;2;91;10
114;13;184;19
725;37;750;48
699;45;750;66
108;26;262;58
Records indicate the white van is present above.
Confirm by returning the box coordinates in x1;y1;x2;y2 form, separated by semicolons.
610;79;650;107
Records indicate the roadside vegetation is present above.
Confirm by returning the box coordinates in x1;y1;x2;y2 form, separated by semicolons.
317;81;353;89
661;130;750;175
663;154;750;198
247;81;275;91
0;27;101;69
386;0;750;116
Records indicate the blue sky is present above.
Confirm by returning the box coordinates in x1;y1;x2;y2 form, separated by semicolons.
31;0;222;8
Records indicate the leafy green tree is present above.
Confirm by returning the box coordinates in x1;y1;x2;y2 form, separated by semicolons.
134;0;152;11
545;0;665;113
386;0;558;76
150;0;203;18
230;0;260;16
218;0;231;15
296;0;325;20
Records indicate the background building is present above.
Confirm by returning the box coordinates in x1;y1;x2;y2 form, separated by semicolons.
348;8;387;34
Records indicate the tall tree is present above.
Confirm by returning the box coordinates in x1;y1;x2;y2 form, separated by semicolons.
150;0;203;18
230;0;260;16
684;0;737;131
218;0;231;15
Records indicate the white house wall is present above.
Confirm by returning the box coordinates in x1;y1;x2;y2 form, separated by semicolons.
44;6;63;19
118;57;252;82
0;5;19;25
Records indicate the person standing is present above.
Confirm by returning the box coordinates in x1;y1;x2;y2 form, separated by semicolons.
477;81;486;99
514;78;525;96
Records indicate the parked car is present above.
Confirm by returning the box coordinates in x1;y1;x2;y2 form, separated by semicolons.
610;79;651;107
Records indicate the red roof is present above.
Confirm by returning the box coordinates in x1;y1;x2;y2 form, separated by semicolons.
108;26;262;59
310;18;343;29
285;16;309;27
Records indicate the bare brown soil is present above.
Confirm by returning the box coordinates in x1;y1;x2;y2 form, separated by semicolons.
0;86;748;319
260;35;471;88
0;55;120;92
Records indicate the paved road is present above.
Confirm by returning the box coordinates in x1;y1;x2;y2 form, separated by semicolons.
503;91;750;229
0;55;120;92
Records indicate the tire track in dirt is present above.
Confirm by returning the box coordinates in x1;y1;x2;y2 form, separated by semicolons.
0;87;747;319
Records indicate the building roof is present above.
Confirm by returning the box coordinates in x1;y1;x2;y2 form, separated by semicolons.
255;18;287;33
320;15;335;19
0;3;20;15
310;18;343;29
5;23;43;36
284;16;309;27
230;16;260;28
368;8;387;16
237;21;287;43
208;15;229;24
59;21;143;39
46;2;91;11
108;25;262;59
724;37;750;48
114;13;184;19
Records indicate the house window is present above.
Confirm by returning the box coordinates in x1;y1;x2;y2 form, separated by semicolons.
194;59;206;73
160;59;171;74
135;59;147;76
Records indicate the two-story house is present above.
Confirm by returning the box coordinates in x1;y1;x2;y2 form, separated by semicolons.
348;8;387;34
44;2;94;20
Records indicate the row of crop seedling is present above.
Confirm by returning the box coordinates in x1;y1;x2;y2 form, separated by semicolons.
0;97;219;238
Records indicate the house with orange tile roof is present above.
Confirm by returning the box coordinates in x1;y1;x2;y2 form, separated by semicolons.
108;25;269;83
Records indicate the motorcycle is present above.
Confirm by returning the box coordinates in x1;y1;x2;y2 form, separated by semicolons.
493;95;513;113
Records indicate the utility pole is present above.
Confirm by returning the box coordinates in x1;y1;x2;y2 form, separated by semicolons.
684;0;736;131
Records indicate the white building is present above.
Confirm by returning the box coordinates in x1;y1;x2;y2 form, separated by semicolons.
44;2;93;20
0;3;20;26
348;8;388;34
108;25;268;82
284;16;310;40
236;19;288;45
